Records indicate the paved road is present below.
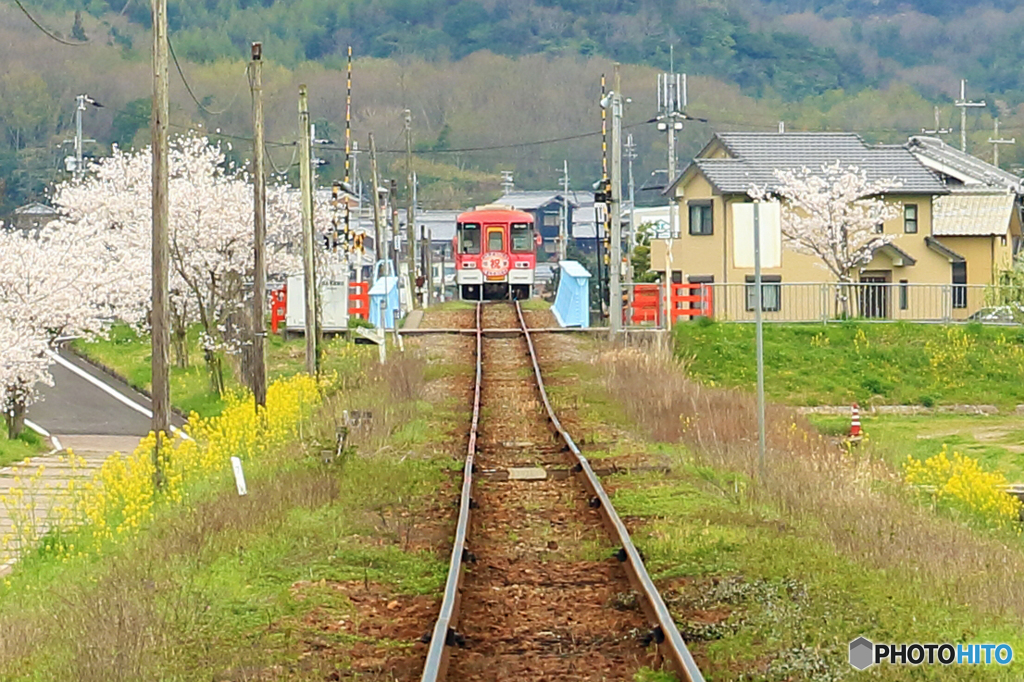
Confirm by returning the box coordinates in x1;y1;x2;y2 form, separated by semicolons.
1;348;187;575
27;347;185;439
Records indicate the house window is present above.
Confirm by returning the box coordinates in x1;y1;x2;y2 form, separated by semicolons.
688;202;713;235
904;204;918;234
745;275;781;312
899;280;908;310
875;222;884;234
952;262;967;309
543;213;559;227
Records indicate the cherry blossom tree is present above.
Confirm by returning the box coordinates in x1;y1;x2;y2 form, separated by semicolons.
752;163;902;317
0;215;146;437
0;320;51;438
51;134;332;394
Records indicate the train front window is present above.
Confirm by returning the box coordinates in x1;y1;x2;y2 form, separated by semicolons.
487;228;504;252
511;223;532;252
460;223;480;254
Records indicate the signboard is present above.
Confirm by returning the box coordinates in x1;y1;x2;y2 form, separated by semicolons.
732;201;782;269
480;251;511;278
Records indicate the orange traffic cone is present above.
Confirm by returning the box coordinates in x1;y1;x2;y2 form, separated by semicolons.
849;403;862;440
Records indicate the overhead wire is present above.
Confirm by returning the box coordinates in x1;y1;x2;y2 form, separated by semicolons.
168;35;247;117
13;0;88;46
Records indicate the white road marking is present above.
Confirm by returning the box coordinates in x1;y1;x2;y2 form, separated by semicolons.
23;419;62;452
43;349;191;440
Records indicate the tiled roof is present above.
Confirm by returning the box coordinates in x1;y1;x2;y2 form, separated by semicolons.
14;202;58;216
932;190;1015;236
499;191;578;210
908;136;1024;192
682;132;947;195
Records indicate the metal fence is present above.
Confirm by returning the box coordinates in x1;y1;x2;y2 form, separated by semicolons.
622;282;1024;326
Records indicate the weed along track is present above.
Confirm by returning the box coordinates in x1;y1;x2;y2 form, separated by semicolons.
420;302;705;682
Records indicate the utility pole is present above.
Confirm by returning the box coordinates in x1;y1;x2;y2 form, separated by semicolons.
955;79;986;153
657;72;686;329
369;133;383;286
299;85;317;376
559;160;569;262
625;133;637;283
150;0;170;489
73;95;100;179
404;109;417;308
250;43;267;408
609;64;623;335
921;105;952;136
989;119;1016;168
753;201;766;480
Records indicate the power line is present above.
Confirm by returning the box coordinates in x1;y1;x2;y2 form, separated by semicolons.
13;0;87;46
167;36;246;117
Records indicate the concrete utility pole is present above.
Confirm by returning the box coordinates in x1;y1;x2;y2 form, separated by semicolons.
299;85;317;376
250;43;267;408
558;160;569;262
657;72;687;330
625;133;637;257
989;118;1016;168
609;65;623;335
404;109;417;308
150;0;170;488
369;133;383;284
955;79;986;153
921;105;952;136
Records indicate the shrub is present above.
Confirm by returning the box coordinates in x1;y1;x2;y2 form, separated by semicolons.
904;447;1021;529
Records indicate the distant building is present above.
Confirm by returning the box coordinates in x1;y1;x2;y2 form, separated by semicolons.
498;191;578;261
654;132;1023;321
10;202;59;234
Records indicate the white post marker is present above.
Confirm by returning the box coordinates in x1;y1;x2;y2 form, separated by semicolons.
753;201;766;479
231;456;248;496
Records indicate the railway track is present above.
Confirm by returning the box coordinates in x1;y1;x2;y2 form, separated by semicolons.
420;302;704;682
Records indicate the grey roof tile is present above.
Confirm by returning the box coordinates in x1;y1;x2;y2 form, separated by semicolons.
908;136;1024;192
684;132;947;195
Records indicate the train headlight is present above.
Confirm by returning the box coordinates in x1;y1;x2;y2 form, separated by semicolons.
462;262;477;269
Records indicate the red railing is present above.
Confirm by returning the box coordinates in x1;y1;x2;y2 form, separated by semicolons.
629;284;662;325
670;283;714;323
348;281;369;320
270;287;287;333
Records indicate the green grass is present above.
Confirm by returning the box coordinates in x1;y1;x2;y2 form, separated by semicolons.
674;319;1024;408
808;412;1024;481
610;455;1024;681
71;325;364;418
0;428;48;468
0;343;461;680
519;298;552;311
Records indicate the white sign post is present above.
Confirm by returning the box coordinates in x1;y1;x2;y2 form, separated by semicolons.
231;456;248;496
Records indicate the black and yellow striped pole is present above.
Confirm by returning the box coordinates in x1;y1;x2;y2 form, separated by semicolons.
344;46;352;186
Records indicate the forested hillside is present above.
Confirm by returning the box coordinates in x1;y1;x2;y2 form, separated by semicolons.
3;0;1024;214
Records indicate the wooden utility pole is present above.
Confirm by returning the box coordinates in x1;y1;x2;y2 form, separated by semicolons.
150;0;170;488
404;109;417;308
250;42;268;408
369;133;383;286
299;85;317;376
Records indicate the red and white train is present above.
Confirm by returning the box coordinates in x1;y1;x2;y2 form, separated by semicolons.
453;205;539;300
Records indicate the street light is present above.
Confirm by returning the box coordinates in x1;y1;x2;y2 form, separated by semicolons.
65;94;103;178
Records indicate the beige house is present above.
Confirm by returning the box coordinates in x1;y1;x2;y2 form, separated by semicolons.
651;132;1022;320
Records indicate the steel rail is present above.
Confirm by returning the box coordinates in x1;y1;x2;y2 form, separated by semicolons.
420;302;482;682
514;301;706;682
